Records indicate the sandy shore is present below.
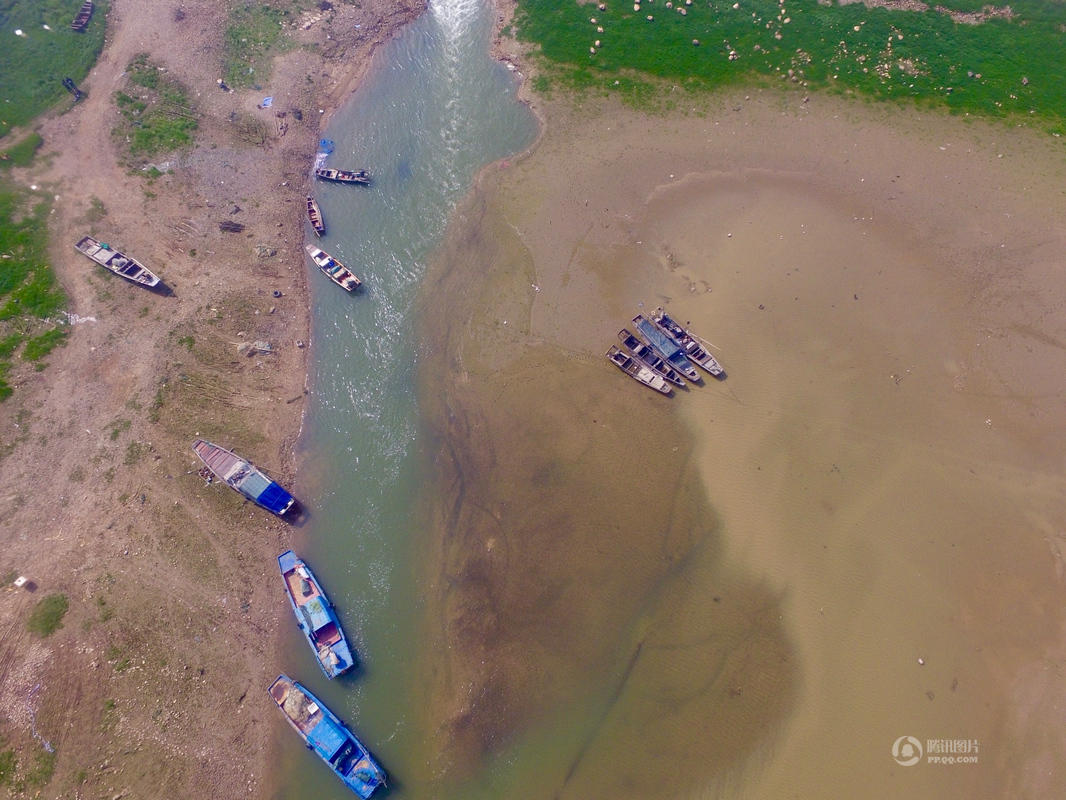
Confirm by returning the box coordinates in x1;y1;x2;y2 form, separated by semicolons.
416;85;1066;796
0;1;421;795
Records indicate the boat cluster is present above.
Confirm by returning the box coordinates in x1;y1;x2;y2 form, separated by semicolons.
305;163;373;292
606;307;725;395
191;440;387;797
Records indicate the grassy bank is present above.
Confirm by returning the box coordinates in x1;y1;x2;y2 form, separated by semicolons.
0;0;109;139
114;53;198;164
222;1;322;90
515;0;1066;133
0;140;67;401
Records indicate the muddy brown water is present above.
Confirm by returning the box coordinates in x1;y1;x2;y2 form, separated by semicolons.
412;91;1066;798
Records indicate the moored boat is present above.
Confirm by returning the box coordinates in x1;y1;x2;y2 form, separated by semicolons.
652;308;725;378
74;236;161;287
618;328;685;387
305;245;362;292
70;0;93;30
192;439;296;516
278;550;355;679
606;345;671;395
632;314;701;382
306;195;325;236
315;167;371;185
268;674;386;798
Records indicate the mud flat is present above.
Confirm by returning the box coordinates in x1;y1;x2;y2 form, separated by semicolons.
414;88;1066;797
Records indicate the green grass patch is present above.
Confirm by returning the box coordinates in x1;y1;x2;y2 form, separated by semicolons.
114;54;198;160
0;0;109;140
22;748;55;789
0;333;20;358
0;748;15;787
515;0;1066;129
26;593;68;637
21;327;66;361
223;2;311;89
0;133;43;169
0;177;66;399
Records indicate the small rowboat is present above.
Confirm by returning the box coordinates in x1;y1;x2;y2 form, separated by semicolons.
618;328;685;387
268;674;387;798
305;245;361;292
652;308;725;378
315;167;371;186
278;550;355;679
306;195;325;236
70;0;93;31
73;236;161;287
606;345;671;395
192;439;296;516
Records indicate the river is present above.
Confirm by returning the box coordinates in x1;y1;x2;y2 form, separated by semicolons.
273;0;536;797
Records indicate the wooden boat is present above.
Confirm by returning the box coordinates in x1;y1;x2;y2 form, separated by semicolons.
652;308;725;378
315;167;371;186
618;328;685;387
305;245;362;292
73;236;161;287
278;550;355;679
306;195;325;236
606;346;671;395
268;674;386;798
70;1;93;31
632;314;701;382
192;439;296;516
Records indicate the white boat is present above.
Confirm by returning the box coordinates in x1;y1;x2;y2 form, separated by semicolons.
305;245;362;292
314;167;371;185
651;308;725;378
74;236;161;287
606;345;671;395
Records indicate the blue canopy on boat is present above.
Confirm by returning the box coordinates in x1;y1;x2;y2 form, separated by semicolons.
300;596;332;633
241;472;293;514
635;317;680;358
308;716;348;761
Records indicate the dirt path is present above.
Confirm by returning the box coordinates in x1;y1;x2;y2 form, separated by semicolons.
0;0;421;795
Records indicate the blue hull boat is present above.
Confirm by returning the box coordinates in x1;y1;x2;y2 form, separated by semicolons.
279;550;355;679
632;314;701;382
268;674;386;798
192;439;296;516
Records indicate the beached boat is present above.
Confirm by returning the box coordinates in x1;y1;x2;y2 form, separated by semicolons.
618;328;686;387
632;314;701;382
278;550;355;679
192;439;296;516
652;308;725;378
606;345;671;395
268;674;386;798
73;236;161;288
306;195;325;236
305;245;362;292
70;0;93;30
315;167;371;186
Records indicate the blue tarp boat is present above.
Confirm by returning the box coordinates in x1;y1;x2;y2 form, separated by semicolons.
192;439;296;516
632;314;701;382
278;550;355;679
268;674;386;798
